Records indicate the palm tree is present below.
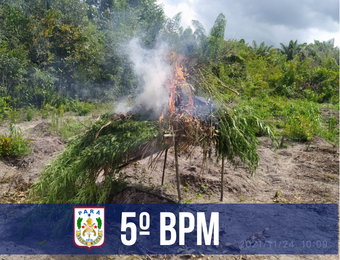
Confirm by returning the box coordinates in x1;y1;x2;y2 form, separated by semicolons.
280;40;305;60
252;40;274;57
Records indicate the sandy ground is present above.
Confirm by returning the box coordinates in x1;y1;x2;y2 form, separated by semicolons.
117;135;338;205
0;116;338;259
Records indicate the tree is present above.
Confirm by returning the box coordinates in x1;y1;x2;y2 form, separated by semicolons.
191;19;206;43
280;40;305;60
310;39;339;65
252;40;274;57
206;13;226;61
0;3;29;105
161;12;183;47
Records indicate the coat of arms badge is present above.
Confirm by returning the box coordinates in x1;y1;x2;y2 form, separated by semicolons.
73;206;105;250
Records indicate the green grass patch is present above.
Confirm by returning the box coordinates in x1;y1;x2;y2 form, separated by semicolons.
50;114;92;141
237;96;339;144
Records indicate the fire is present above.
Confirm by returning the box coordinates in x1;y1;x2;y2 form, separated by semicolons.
165;54;194;120
175;59;186;81
159;112;164;121
168;84;176;116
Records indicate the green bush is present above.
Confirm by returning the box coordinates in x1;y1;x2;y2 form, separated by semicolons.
281;101;322;141
42;98;96;117
284;115;315;141
0;123;33;157
74;102;96;116
26;108;33;121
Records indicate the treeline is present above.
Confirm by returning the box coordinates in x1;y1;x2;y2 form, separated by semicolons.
0;0;165;108
0;0;339;114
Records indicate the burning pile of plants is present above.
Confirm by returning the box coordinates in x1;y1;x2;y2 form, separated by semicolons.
30;54;276;204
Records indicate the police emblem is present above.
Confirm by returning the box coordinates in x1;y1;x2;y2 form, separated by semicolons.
73;206;105;250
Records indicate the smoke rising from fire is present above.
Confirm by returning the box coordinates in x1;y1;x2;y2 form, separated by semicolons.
115;38;171;114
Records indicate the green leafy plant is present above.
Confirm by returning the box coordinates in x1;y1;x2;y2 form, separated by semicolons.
26;108;33;121
283;101;322;142
67;98;96;116
0;123;33;157
30;114;159;203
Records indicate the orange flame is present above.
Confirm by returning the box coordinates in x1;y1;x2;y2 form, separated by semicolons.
175;62;185;81
159;112;164;121
166;54;195;121
168;84;176;116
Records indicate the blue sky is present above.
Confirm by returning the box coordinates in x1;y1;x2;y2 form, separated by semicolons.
157;0;340;47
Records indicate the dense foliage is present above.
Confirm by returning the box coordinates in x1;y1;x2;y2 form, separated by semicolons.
0;0;165;109
0;0;338;113
31;114;159;203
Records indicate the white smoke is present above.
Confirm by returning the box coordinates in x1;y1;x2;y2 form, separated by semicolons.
118;38;171;113
114;99;131;114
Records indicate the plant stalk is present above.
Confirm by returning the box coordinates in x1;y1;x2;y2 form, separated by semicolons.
161;149;168;186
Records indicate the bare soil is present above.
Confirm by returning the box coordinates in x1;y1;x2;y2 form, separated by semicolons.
0;117;338;259
0;120;65;203
121;136;338;205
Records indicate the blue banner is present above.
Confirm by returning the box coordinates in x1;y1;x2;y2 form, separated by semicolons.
1;204;338;254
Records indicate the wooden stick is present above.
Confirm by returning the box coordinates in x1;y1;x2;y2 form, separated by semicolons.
220;157;225;202
161;149;168;186
163;134;186;138
174;137;181;203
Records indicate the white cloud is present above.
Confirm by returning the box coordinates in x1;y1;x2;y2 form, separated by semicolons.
157;0;198;29
303;28;340;46
157;0;340;47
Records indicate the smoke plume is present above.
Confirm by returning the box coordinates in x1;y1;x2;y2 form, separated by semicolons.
115;38;171;114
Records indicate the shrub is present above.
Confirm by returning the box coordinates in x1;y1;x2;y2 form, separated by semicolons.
26;108;33;121
282;101;322;142
0;123;33;157
284;115;314;141
74;102;96;116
